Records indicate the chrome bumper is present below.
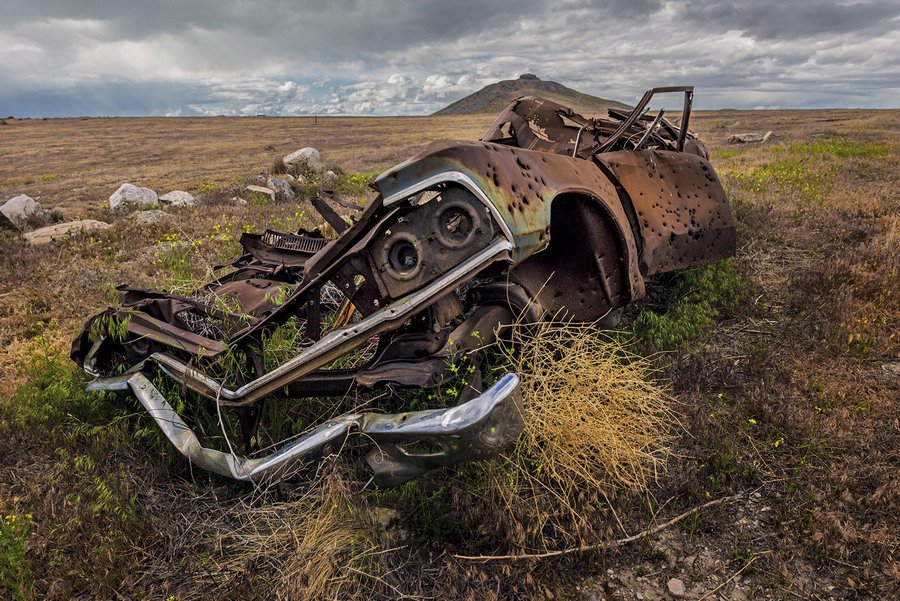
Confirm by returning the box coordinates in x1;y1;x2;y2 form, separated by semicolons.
88;371;523;487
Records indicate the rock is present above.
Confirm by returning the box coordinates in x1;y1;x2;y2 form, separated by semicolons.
293;173;307;185
159;190;198;207
322;170;339;189
23;219;110;245
762;130;776;142
128;210;171;225
1;194;41;227
372;507;399;528
267;177;296;199
727;133;765;144
666;578;686;597
264;145;276;151
109;183;158;212
283;147;322;171
282;173;296;182
246;185;275;202
230;196;248;205
880;362;900;376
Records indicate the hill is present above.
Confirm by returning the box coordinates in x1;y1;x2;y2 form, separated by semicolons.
433;73;629;116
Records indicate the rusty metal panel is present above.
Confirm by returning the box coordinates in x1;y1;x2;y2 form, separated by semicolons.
595;149;736;275
374;140;646;301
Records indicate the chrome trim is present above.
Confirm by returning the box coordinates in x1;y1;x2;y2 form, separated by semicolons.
87;371;523;485
381;171;516;245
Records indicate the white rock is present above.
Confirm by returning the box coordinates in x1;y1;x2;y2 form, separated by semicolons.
1;194;41;226
109;183;158;212
159;190;198;206
267;177;296;199
282;147;322;171
666;578;686;598
762;130;776;142
128;210;171;225
23;219;110;245
283;173;296;182
322;170;339;189
726;133;765;144
246;185;275;202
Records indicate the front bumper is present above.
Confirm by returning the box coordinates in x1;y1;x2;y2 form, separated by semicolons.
88;371;523;487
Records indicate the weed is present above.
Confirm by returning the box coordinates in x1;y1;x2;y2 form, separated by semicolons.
0;514;32;600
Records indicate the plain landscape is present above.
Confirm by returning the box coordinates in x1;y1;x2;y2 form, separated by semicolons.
0;107;898;599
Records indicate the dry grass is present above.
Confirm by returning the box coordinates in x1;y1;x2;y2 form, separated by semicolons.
213;467;380;601
502;321;672;493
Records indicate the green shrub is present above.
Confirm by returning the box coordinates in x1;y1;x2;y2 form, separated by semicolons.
633;259;752;351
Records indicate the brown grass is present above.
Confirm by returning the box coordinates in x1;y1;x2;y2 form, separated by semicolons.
0;107;898;598
213;467;380;600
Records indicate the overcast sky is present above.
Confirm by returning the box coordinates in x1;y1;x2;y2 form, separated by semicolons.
1;0;898;117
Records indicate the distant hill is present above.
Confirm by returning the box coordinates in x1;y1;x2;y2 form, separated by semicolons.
433;74;629;116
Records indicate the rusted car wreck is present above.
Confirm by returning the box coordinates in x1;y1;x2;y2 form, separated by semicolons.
73;87;735;486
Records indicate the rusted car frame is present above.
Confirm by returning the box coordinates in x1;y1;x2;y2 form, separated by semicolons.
74;86;736;486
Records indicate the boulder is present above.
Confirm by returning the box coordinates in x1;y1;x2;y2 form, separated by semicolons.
23;219;110;245
283;147;322;172
246;185;276;202
726;133;765;144
128;210;171;225
267;177;296;199
159;190;198;207
109;184;158;212
1;194;41;227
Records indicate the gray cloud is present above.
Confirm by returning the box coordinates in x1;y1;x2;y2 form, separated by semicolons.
1;0;898;117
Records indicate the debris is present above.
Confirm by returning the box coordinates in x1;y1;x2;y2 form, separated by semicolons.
283;147;322;171
73;85;735;487
264;145;276;151
24;219;110;244
0;194;40;228
159;190;198;206
667;578;686;597
109;183;158;212
245;184;276;202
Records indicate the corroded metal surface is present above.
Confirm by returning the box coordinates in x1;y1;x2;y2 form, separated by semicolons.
596;149;736;275
72;86;735;486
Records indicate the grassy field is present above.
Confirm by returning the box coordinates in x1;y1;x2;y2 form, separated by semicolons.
0;108;897;599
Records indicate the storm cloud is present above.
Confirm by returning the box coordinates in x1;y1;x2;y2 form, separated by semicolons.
1;0;897;116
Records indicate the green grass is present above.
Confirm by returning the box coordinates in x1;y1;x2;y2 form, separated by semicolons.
633;258;753;351
724;136;893;218
787;137;890;159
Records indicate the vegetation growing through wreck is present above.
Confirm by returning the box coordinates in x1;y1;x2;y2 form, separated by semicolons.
0;110;897;598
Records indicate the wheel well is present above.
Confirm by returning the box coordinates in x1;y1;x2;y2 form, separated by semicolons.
508;193;630;322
